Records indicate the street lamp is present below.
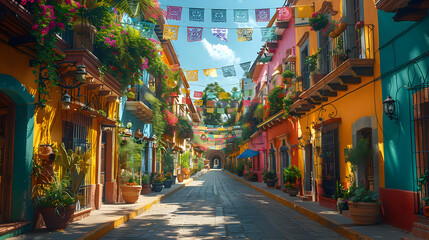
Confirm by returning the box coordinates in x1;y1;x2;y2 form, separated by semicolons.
61;92;71;109
383;96;396;120
75;64;88;83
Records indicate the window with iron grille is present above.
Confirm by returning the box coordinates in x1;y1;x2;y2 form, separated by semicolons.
62;112;93;211
413;86;429;214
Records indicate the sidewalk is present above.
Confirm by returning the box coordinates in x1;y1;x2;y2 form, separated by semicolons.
223;170;412;240
10;170;207;240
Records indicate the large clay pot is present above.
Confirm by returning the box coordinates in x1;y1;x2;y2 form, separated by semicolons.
288;188;299;197
266;179;276;188
141;184;151;195
348;201;379;225
177;174;184;183
40;204;75;231
121;185;142;204
183;168;190;179
135;129;143;138
152;183;163;192
163;179;173;188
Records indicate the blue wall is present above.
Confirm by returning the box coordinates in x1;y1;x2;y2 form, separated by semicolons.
119;96;153;173
378;12;429;191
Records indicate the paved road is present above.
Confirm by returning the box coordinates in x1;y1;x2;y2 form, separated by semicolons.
101;170;345;239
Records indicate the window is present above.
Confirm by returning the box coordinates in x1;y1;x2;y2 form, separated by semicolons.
320;122;340;198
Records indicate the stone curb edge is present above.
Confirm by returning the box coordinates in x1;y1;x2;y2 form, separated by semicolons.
223;170;372;240
77;170;208;240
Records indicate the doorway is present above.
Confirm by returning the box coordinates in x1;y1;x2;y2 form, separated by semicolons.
101;131;107;202
304;144;313;193
0;92;14;223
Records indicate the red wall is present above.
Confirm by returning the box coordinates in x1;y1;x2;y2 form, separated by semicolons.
379;188;418;231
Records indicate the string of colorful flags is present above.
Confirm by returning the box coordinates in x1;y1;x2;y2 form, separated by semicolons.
162;6;314;42
184;61;251;80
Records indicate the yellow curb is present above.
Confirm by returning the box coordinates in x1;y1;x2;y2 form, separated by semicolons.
77;170;208;240
223;170;372;240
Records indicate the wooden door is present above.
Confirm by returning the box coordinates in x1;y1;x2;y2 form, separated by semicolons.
0;92;14;223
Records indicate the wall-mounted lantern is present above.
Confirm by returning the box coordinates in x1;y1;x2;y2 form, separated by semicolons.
383;96;396;120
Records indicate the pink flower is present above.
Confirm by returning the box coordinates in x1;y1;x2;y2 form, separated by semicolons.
75;2;81;8
164;76;168;79
65;0;71;4
41;29;48;35
57;22;65;30
32;24;38;30
48;21;56;30
41;38;44;44
100;26;105;29
70;8;76;13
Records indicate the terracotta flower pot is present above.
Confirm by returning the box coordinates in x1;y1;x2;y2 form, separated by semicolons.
177;174;184;182
121;185;142;204
40;204;75;231
141;184;151;195
135;129;143;138
348;201;379;225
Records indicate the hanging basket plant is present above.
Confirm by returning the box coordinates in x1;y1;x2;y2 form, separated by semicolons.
309;12;329;31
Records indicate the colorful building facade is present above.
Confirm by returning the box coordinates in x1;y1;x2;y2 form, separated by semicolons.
377;1;429;231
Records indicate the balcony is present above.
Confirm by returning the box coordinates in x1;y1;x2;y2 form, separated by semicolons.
125;84;154;123
290;25;375;117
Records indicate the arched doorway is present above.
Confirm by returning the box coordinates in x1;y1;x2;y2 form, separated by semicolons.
0;92;14;223
206;150;226;169
0;74;35;223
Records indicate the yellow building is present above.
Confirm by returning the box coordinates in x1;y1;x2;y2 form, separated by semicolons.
289;0;383;208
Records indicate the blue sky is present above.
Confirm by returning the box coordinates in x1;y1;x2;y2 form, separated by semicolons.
158;0;285;93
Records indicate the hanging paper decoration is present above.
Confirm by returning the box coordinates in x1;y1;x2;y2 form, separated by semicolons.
219;92;228;99
207;108;214;113
201;134;207;141
255;9;270;22
163;25;179;40
181;88;190;94
207;92;216;99
197;107;204;112
167;6;182;20
243;100;251;107
232;92;241;99
185;70;199;82
218;127;225;131
211;28;228;42
138;22;155;38
222;65;236;77
186;97;192;105
194;99;203;106
187;27;203;42
194;91;203;98
212;9;227;22
240;62;251;72
277;7;293;21
297;5;313;18
234;9;249;23
261;27;277;42
227;108;235;113
189;8;204;22
237;28;253;42
203;68;218;77
206;100;215;107
217;108;224;114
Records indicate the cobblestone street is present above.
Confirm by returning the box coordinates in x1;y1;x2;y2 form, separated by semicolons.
101;170;345;239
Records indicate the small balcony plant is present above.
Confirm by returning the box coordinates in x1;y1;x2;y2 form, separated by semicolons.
309;12;329;31
282;70;295;85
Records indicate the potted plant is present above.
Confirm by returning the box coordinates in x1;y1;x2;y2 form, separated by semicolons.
281;70;295;85
309;12;329;31
236;160;244;177
163;172;174;188
417;170;429;217
120;171;142;204
305;50;324;86
33;175;75;231
348;187;379;225
152;173;165;192
180;151;191;180
126;91;135;101
141;174;151;194
336;181;350;213
284;165;301;196
264;170;277;188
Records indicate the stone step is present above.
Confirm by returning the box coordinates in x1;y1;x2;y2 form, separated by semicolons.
297;195;313;201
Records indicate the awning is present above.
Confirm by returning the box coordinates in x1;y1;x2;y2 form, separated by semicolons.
236;148;259;159
271;70;281;77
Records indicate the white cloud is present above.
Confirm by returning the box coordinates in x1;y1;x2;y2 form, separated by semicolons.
201;39;240;65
